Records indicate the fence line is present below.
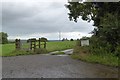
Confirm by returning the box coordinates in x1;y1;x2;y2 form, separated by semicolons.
15;38;46;52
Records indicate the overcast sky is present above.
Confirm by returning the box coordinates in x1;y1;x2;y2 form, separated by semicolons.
1;0;94;40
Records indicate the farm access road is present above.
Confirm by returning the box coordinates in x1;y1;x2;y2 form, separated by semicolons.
2;49;118;78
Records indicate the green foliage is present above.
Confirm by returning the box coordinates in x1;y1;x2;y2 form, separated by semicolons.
62;38;68;41
98;13;120;52
40;37;48;42
89;35;119;56
72;46;118;67
80;36;90;40
66;2;120;25
66;2;120;55
70;39;74;41
66;2;119;66
71;53;118;67
114;46;120;56
0;32;8;44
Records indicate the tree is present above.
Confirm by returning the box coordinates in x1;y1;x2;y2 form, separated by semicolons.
66;2;120;26
0;32;8;44
81;36;90;40
66;2;120;53
62;38;65;41
40;37;48;42
70;39;74;41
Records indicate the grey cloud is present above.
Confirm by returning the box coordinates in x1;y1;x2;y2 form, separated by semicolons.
2;2;40;24
0;2;2;26
2;1;94;39
49;2;65;9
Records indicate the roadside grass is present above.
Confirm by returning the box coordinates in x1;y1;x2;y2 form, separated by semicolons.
4;50;31;57
71;46;118;67
1;41;76;57
1;44;15;56
4;48;48;57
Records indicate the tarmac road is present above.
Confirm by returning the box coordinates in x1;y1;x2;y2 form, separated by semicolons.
2;49;118;78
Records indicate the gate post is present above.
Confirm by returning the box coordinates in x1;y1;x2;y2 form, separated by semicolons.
15;39;21;50
44;41;46;48
34;40;36;52
39;38;41;48
30;39;32;50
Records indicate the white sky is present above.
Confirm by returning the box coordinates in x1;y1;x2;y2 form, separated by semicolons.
1;0;94;40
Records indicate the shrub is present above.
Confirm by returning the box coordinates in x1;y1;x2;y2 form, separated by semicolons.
0;32;8;44
114;46;120;56
70;39;74;41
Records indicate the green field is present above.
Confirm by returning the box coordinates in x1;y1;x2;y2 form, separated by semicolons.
1;41;76;56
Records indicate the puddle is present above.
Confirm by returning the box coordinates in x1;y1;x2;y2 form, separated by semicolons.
55;55;69;56
41;54;69;56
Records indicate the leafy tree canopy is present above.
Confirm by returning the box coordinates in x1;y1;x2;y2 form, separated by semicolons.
66;1;120;53
0;32;8;44
40;37;48;42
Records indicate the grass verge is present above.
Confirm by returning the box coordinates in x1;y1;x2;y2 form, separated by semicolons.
71;46;118;67
3;48;48;57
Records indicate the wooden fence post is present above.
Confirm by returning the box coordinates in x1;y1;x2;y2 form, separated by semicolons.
15;39;21;50
44;41;46;48
15;39;18;49
17;38;47;52
29;38;36;52
34;40;36;52
39;38;41;48
19;39;21;49
30;39;32;50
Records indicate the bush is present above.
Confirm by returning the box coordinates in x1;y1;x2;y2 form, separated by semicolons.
0;32;8;44
70;39;74;41
114;46;120;56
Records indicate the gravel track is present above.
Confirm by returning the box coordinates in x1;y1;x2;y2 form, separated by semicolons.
2;49;118;78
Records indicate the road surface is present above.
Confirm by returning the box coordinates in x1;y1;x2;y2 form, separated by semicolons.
2;49;118;78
